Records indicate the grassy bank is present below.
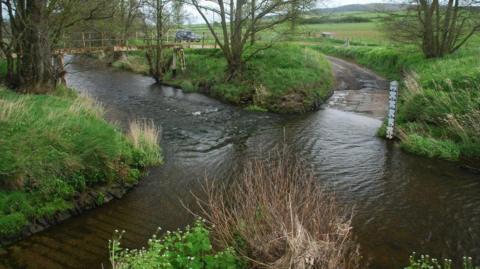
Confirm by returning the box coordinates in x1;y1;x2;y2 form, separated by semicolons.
312;41;480;161
0;86;162;239
113;45;334;113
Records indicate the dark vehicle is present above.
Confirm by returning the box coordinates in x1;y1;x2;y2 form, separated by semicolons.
175;30;201;42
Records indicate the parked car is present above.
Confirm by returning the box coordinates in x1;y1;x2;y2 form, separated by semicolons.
175;30;201;42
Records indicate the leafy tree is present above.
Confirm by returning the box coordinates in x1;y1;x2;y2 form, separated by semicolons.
189;0;316;79
384;0;480;58
0;0;114;92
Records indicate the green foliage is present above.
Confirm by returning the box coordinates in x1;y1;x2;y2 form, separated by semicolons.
245;105;268;112
299;16;372;24
112;56;149;75
405;253;478;269
127;120;163;167
109;220;244;269
178;80;196;93
96;192;105;205
0;212;27;238
401;134;460;160
0;86;162;239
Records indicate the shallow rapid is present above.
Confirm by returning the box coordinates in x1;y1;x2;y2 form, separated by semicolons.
1;57;479;269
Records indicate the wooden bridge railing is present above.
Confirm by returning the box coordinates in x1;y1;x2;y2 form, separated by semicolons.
57;30;220;53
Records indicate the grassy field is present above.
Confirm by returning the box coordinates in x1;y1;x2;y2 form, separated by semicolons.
0;86;162;239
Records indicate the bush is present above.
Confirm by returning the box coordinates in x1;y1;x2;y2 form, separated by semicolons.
193;147;361;269
109;220;244;269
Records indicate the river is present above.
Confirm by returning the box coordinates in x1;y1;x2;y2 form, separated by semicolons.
0;57;479;269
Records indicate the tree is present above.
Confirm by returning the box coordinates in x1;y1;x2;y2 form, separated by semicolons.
189;0;315;79
383;0;480;58
143;0;173;83
172;1;185;27
0;0;114;92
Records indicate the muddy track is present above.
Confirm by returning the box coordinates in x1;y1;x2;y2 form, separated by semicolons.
327;56;389;119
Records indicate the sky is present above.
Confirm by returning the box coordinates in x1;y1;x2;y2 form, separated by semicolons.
184;0;390;24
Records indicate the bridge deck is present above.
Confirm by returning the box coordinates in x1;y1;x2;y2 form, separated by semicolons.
55;43;215;55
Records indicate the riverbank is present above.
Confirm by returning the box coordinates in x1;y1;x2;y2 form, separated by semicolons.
110;44;334;113
311;41;480;162
0;86;162;245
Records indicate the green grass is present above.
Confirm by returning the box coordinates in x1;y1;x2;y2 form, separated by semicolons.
111;51;150;75
162;44;333;113
0;86;162;239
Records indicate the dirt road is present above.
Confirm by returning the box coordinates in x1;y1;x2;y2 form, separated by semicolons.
327;56;389;119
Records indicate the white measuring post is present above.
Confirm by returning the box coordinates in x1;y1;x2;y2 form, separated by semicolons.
386;81;399;139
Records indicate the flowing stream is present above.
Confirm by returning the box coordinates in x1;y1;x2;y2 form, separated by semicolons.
1;57;479;269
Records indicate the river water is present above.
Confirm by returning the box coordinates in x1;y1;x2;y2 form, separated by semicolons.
1;58;479;269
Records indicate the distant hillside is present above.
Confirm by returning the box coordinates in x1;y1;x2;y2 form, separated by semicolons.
310;3;405;14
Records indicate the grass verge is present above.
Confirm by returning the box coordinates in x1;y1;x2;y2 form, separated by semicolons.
0;85;162;239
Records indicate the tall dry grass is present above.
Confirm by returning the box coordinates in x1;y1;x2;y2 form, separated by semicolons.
68;93;105;118
193;148;361;269
0;98;27;122
127;119;162;166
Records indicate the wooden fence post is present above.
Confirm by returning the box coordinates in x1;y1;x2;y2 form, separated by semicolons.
202;32;205;48
82;32;86;48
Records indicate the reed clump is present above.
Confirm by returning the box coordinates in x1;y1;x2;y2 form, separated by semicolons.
194;148;361;269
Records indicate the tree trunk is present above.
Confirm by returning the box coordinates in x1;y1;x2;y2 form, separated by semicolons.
17;0;54;93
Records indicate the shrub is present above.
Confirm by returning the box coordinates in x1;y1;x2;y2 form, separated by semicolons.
109;220;244;269
193;147;361;269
